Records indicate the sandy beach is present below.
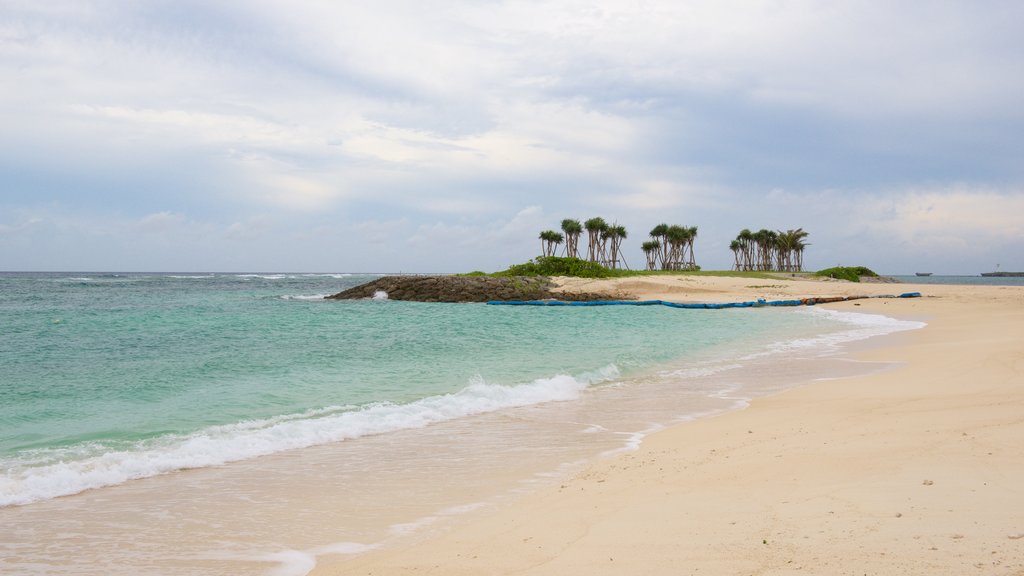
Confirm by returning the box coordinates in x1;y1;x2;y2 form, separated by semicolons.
314;275;1024;575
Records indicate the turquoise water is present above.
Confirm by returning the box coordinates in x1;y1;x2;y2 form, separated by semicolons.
0;271;871;506
0;272;929;575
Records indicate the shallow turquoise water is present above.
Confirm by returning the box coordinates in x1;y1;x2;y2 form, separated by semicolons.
0;271;931;576
1;272;871;506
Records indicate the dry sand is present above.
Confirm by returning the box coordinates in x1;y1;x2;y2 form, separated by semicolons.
314;275;1024;575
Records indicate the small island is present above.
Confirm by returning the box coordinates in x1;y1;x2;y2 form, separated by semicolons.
325;273;626;303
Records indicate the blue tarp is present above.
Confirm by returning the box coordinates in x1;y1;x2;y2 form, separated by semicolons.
487;292;921;309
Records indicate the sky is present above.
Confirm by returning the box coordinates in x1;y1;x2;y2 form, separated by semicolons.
1;1;1022;274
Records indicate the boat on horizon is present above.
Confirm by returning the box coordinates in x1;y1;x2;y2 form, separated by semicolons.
981;271;1024;277
981;264;1024;277
915;272;933;277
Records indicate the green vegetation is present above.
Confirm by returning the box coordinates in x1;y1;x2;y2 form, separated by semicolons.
538;230;565;257
508;221;872;280
532;217;821;275
815;266;879;282
560;219;583;259
486;257;791;280
730;228;809;272
645;223;698;271
508;276;551;296
492;256;633;279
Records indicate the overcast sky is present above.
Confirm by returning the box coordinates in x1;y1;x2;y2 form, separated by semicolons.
2;1;1022;274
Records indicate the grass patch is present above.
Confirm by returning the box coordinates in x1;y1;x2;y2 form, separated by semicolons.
815;266;879;283
485;257;784;280
491;257;633;279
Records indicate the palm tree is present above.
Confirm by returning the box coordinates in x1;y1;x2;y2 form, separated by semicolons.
649;223;669;270
538;230;564;257
775;228;810;272
753;229;777;271
685;225;698;270
665;225;688;270
606;224;627;269
642;240;661;271
737;229;754;271
560;219;583;259
584;217;608;263
793;232;809;271
729;239;742;271
776;229;794;271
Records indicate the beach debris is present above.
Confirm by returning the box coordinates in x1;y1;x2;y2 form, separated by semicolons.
922;479;934;486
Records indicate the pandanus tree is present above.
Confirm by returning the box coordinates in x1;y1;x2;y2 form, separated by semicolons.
560;219;583;259
665;225;690;270
605;224;628;269
647;223;698;270
731;227;809;271
648;223;669;270
684;226;698;270
753;229;778;271
730;240;743;271
736;229;755;271
538;230;564;257
584;217;608;263
642;240;660;271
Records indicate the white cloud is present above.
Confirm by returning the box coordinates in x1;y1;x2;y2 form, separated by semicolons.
350;218;410;246
2;2;1022;272
859;186;1024;248
135;211;184;232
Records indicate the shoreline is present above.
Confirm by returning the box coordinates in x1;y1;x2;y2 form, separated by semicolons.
314;276;1024;575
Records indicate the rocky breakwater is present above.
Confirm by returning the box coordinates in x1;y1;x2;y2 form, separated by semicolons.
325;275;626;303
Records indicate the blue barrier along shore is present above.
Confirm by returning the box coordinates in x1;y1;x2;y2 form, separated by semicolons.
487;292;922;309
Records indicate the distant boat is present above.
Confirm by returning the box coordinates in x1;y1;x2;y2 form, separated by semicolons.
981;264;1024;277
915;272;933;277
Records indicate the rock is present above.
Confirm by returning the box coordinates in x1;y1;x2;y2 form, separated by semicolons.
325;276;625;303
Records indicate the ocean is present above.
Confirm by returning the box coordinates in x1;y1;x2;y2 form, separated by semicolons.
0;272;924;575
890;274;1024;286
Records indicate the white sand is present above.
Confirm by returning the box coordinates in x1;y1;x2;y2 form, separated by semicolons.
315;276;1024;575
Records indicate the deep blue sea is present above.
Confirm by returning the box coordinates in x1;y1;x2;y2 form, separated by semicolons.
0;272;925;575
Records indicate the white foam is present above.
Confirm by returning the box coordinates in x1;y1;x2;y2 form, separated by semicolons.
279;294;330;301
261;550;316;576
0;366;619;507
598;425;663;458
744;308;926;359
372;290;389;300
299;273;353;279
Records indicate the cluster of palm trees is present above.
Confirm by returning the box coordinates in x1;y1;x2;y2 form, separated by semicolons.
641;224;699;271
538;218;629;269
729;228;809;272
541;221;810;273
